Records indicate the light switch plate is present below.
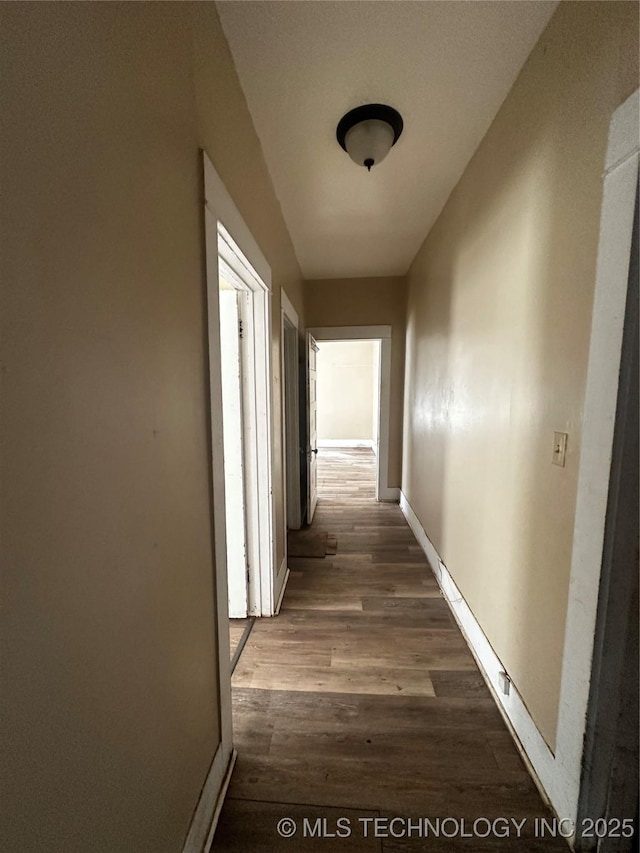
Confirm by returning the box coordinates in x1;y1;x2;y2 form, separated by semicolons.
552;432;568;467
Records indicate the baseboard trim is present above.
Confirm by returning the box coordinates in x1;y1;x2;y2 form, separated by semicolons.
275;565;290;615
203;749;237;852
183;748;237;853
399;491;557;814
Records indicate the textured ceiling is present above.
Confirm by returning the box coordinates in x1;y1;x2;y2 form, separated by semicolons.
217;1;558;280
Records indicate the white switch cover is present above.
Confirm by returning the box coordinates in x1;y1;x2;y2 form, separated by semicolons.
552;432;568;467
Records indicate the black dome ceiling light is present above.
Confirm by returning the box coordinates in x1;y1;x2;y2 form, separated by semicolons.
336;103;404;172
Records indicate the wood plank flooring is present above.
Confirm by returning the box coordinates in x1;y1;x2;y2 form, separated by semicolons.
229;618;252;662
214;449;567;851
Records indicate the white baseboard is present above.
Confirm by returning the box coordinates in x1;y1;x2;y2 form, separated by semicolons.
275;565;290;615
204;749;237;852
317;439;375;450
268;556;289;617
399;491;558;816
183;748;237;853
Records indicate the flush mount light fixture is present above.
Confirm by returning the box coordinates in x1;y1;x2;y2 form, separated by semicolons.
336;103;404;172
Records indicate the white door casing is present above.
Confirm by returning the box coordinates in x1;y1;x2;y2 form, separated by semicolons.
372;340;381;456
183;150;275;851
216;225;275;618
218;288;249;618
281;289;301;531
182;200;233;853
307;332;319;523
307;325;397;502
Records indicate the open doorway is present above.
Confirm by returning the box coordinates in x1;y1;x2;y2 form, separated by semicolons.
197;149;286;845
216;225;274;621
316;340;380;455
305;325;398;514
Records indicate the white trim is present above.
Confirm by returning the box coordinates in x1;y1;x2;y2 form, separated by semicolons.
306;332;319;523
235;289;260;616
376;333;393;501
371;340;380;456
218;229;264;295
197;149;276;847
308;324;392;341
218;290;248;619
273;554;289;615
399;90;639;832
552;88;639;823
204;158;271;290
252;286;276;617
274;563;290;615
203;151;276;622
182;748;237;853
399;492;555;807
280;288;299;330
317;439;375;450
281;289;301;532
606;89;639;173
307;325;395;503
186;154;236;831
202;203;233;777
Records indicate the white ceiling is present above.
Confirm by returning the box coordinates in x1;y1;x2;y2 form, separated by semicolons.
217;1;558;280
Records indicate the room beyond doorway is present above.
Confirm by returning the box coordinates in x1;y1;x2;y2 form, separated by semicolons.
214;221;276;619
307;325;398;502
316;339;380;455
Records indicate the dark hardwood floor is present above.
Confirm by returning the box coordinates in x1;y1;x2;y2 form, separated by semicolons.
214;449;567;851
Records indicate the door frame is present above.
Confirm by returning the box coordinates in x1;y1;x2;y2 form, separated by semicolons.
575;180;638;852
280;289;301;531
218;286;249;618
203;155;276;618
217;228;274;617
498;90;639;831
550;89;638;825
306;331;319;523
307;325;397;501
188;150;279;851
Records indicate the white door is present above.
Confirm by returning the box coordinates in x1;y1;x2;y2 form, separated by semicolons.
219;288;248;618
307;332;319;523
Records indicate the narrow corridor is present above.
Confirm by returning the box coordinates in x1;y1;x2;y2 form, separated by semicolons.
214;450;567;851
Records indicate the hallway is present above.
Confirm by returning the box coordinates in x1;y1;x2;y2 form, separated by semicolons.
214;450;567;851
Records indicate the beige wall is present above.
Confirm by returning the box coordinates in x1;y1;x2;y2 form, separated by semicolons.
402;0;638;749
0;3;302;851
317;341;377;442
305;277;407;486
